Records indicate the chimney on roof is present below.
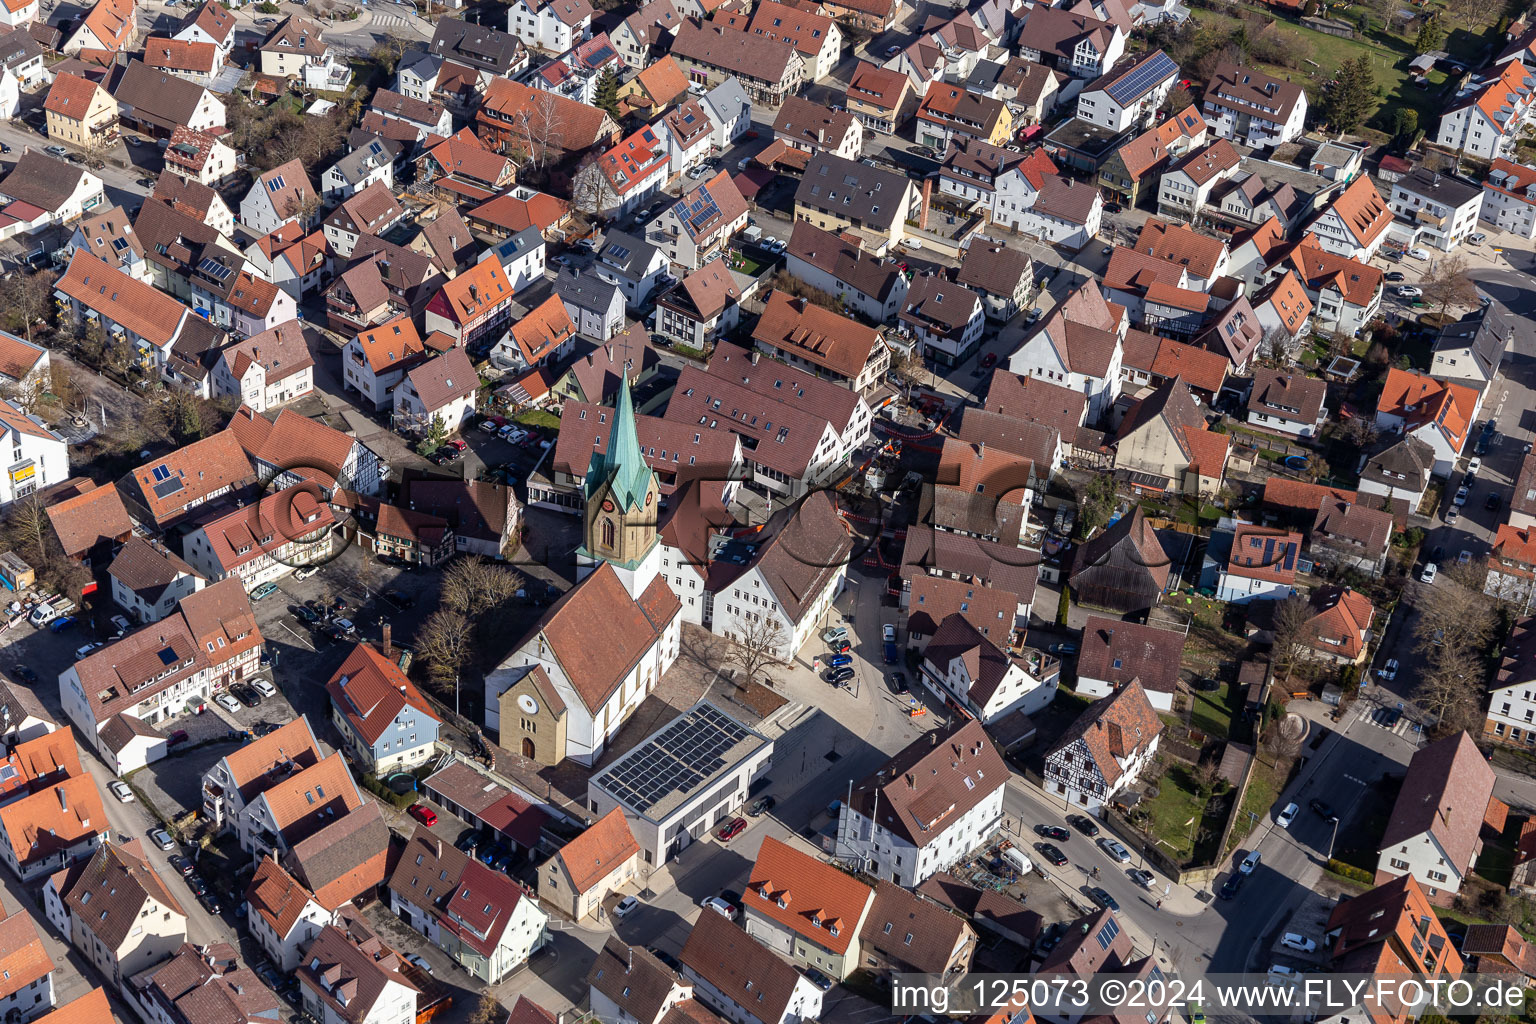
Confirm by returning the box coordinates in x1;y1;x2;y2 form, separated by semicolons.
57;787;66;811
381;623;393;658
930;730;938;746
435;838;442;858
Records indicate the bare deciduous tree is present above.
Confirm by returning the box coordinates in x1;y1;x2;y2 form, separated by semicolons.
442;557;525;618
571;160;621;217
728;616;789;688
2;271;53;345
417;609;474;681
1271;593;1314;676
517;91;565;171
466;992;502;1024
1420;256;1481;321
888;350;925;401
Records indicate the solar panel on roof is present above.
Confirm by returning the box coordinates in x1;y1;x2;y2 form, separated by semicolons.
152;478;185;500
593;703;751;814
1106;50;1177;106
1282;543;1297;572
607;243;631;261
198;257;233;282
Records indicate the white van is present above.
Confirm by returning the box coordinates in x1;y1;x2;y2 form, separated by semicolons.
27;602;56;628
1002;847;1033;874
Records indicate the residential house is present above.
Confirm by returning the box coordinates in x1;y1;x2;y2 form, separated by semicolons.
173;1;235;62
46;842;182;987
1357;436;1435;514
668;23;804;108
428;20;527;112
698;78;752;149
147;172;234;240
577;123;670;216
1435;60;1536;161
393;347;479;439
1247;368;1328;438
794;151;920;247
258;16;349;91
743;0;841;82
44;73;116;149
109;60;224;138
0;776;106;881
139;35;220;86
163;127;238;187
1068;507;1169;612
1480;158;1536;239
1482;618;1536;745
553;269;625;341
1015;6;1124;79
680;913;822;1024
1008;281;1126;422
107;537;203;624
343;317;428;413
1099;105;1207;206
127;940;281;1024
741;837;874;980
423;257;515;348
835;719;1006;886
916;85;1010;149
1157;139;1241;221
0;331;47;407
1216;524;1301;606
323;183;406;260
44;482;133;570
750;290;889;391
989;148;1067;234
200;717;321;829
651;170;749;271
66;205;148;283
1373;367;1480;477
1075;616;1186;710
297;922;418;1024
1295;583;1376;666
594;229;669;307
1487;527;1536;613
1201;61;1308;149
1282;236;1383;337
1388;167;1484;252
1514;454;1536;530
239;160;318;238
857;880;975;977
62;0;134;55
180;484;336;591
921;614;1058;723
1013;173;1103;249
587;940;694;1024
1042;677;1163;815
845;60;911;135
1308;175;1393;261
898;274;983;366
491;294;576;373
477;227;547;294
1113;376;1230;497
0;906;52;1021
506;0;591;54
0;150;104;229
936;137;1018;212
1255;266;1320;348
321;140;395;204
538;808;641;921
1325;874;1463;1009
112;429;253;529
1431;303;1513;386
623;58;689;121
211;319;314;413
405;478;516;559
1375;731;1501;904
772;96;863;160
954;242;1031;323
1076;49;1177;132
236;752;364;860
654;263;741;350
783;220;909;322
610;0;680;70
0;401;65;507
417;127;515;206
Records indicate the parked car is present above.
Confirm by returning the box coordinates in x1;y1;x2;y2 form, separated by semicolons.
1219;873;1244;900
700;896;736;920
170;855;195;877
109;780;134;803
1280;932;1317;952
167;729;189;746
1487;492;1503;512
1467;457;1482;476
1377;658;1399;681
253;679;277;699
715;817;747;843
1098;837;1131;862
251;581;279;601
74;642;102;659
821;626;848;644
214;693;241;713
748;795;776;816
1276;802;1298;829
409;804;438;827
1468;232;1487;244
1069;814;1099;837
1453;486;1469;506
803;968;833;992
1088;887;1120;914
828;654;853;668
232;684;261;707
110;614;130;637
613;895;639;918
149;828;175;851
1036;824;1070;841
197;891;222;915
1396;285;1422;299
1239;851;1261;874
825;667;855;684
407;954;433;975
1407;247;1431;260
1035;842;1068;866
293;566;317;581
1049;642;1079;656
882;623;896;643
1384;271;1406;282
1129;868;1155;890
48;616;76;633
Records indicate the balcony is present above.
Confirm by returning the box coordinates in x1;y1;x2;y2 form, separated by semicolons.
1414;209;1447;228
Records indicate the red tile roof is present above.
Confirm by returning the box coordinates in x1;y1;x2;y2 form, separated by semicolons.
1380;732;1495;880
557;808;639;894
747;837;873;954
325;642;440;746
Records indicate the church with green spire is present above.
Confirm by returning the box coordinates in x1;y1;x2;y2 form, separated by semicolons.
575;376;663;598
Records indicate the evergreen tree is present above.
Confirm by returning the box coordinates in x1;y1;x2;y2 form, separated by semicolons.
1324;55;1377;134
594;69;621;120
1414;16;1445;54
1393;107;1419;142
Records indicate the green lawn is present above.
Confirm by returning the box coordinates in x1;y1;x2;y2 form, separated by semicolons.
1143;766;1212;862
514;409;561;431
1476;816;1524;888
1190;682;1238;740
1229;755;1282;853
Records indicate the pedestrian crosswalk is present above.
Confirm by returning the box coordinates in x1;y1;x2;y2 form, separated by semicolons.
372;13;406;26
1362;705;1420;738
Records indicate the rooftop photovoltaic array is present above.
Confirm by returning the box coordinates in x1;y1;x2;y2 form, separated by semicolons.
685;185;721;234
594;703;751;813
1105;51;1177;106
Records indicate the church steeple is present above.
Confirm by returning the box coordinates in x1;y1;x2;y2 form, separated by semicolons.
585;373;651;512
577;373;661;594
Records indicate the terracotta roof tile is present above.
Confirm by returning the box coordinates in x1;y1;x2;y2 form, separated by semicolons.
557;808;639;894
1380;732;1493;878
747;837;873;954
847;719;1005;849
46;481;133;558
326;643;440;746
1047;679;1163;788
1078;616;1185;695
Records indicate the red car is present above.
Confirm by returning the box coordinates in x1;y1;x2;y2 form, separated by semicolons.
445;439;468;452
167;730;189;747
409;804;438;827
715;817;747;843
980;353;997;369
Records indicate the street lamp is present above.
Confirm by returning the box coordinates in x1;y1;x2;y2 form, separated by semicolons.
1327;817;1340;862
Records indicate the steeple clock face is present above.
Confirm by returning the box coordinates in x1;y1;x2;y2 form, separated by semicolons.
602;500;615;512
646;492;653;506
